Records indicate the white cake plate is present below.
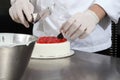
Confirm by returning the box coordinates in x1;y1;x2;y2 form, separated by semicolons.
31;50;74;59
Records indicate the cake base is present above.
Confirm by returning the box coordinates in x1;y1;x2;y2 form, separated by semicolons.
31;50;74;59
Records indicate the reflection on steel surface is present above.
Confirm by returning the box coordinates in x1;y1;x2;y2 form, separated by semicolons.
0;33;37;80
21;51;120;80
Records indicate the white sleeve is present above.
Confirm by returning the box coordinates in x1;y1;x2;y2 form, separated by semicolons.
94;0;120;23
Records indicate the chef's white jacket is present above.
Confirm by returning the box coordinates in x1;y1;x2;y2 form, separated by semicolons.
31;0;120;52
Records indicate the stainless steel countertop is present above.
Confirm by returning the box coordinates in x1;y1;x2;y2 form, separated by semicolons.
21;50;120;80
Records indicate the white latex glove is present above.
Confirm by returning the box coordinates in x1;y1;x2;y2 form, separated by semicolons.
10;0;16;5
9;0;34;28
61;10;99;40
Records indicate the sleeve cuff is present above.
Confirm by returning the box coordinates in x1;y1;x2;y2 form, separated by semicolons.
94;0;120;23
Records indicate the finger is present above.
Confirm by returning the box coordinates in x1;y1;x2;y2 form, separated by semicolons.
23;4;34;22
61;16;76;34
65;19;82;38
9;7;15;21
9;7;21;23
60;23;66;32
12;8;21;23
71;25;86;40
22;16;30;28
80;25;95;39
66;26;81;40
79;28;88;39
60;14;79;33
70;25;82;40
17;9;29;28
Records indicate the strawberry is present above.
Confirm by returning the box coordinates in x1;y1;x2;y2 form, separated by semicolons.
37;36;67;43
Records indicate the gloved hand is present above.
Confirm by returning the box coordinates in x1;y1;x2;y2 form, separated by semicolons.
10;0;16;5
60;10;100;40
9;0;34;28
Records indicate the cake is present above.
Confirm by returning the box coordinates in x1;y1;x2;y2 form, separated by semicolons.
31;36;74;59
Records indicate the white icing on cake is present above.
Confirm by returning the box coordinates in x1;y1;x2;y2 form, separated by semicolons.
31;41;72;58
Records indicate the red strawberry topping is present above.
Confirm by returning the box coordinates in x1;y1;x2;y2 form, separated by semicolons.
37;36;67;43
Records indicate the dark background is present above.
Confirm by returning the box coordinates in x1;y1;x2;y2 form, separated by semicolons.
0;0;119;57
0;0;33;34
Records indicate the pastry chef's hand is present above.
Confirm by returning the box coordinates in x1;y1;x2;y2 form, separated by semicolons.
61;10;99;40
9;0;34;28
